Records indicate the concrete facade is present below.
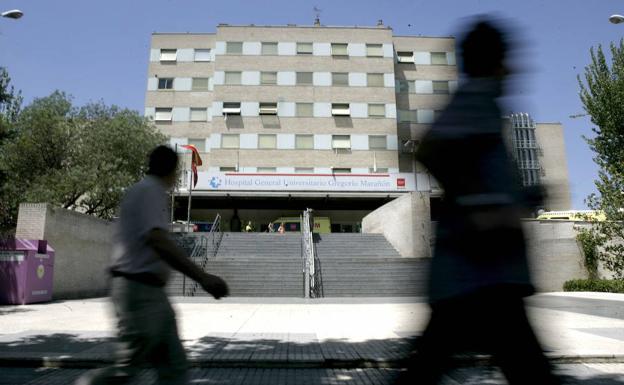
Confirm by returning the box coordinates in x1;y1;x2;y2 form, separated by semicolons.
15;203;113;299
145;25;457;175
535;123;572;210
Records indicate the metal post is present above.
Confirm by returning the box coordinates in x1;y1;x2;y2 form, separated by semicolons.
187;169;193;233
170;143;178;232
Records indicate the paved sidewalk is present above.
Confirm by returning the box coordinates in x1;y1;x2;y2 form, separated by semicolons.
1;293;623;381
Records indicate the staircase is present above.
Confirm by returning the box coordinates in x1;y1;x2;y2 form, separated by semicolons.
167;233;303;297
313;234;428;297
167;232;427;297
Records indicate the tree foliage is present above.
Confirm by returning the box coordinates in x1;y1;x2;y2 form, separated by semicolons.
577;39;624;278
0;89;166;230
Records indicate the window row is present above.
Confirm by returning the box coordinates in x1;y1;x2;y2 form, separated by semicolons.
148;102;396;121
214;71;394;87
397;109;441;124
173;134;399;152
152;45;455;63
150;77;214;91
395;80;458;95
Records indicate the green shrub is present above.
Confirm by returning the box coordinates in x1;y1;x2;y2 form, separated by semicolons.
563;279;624;293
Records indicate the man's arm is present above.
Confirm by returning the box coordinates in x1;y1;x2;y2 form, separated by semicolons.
145;228;228;298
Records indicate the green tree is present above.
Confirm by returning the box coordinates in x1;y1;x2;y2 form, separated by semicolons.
0;91;166;229
577;39;624;278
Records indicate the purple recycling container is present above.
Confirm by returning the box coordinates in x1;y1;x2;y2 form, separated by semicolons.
0;239;55;305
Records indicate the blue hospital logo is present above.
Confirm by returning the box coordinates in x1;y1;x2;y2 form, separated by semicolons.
209;177;222;189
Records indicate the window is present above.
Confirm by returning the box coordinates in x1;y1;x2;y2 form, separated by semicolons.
257;167;276;173
261;71;277;85
367;73;384;87
192;77;209;91
431;52;448;65
220;166;237;172
223;102;241;115
224;72;242;85
221;134;240;149
332;135;351;149
159;49;177;62
154;108;172;121
158;78;174;90
332;168;351;173
259;102;278;115
295;167;314;174
226;42;243;54
368;104;386;118
331;43;348;56
332;72;349;86
258;134;277;149
296;72;313;85
188;138;205;152
295;135;314;149
434;110;443;120
397;51;414;63
331;103;350;116
190;108;207;122
398;110;418;123
296;103;313;117
297;42;313;55
194;49;211;62
395;80;409;93
261;42;278;55
366;44;383;57
369;135;387;150
369;168;388;173
432;80;449;94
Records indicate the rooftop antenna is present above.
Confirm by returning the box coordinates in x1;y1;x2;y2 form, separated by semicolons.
313;6;322;26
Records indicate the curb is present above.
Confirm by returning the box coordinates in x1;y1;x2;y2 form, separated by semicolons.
1;354;624;369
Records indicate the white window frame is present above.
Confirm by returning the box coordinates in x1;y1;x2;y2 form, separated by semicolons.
159;49;177;62
154;108;172;122
397;51;414;63
221;134;240;149
258;134;277;149
332;135;351;149
220;166;237;172
261;42;278;55
369;135;387;150
257;167;276;173
261;71;277;85
368;104;386;118
192;77;209;91
332;72;349;86
224;71;242;85
331;103;351;116
431;52;448;65
259;102;278;115
223;102;241;115
190;108;208;122
432;80;450;94
158;78;174;90
295;134;314;149
369;167;388;173
295;167;314;174
194;49;211;62
332;167;351;174
296;103;313;117
297;42;313;55
367;73;384;87
188;138;206;152
296;72;313;85
331;43;348;56
366;44;383;57
226;42;243;54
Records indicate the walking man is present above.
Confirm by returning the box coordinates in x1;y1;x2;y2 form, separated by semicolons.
396;18;559;384
76;145;229;385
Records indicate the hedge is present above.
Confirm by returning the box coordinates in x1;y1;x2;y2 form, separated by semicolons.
563;279;624;293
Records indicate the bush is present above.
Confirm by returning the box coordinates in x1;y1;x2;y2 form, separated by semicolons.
563;279;624;293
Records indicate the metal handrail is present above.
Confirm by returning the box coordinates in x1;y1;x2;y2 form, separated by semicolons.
302;209;316;298
186;214;223;296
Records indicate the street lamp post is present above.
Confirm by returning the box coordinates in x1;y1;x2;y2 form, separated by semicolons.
1;9;23;19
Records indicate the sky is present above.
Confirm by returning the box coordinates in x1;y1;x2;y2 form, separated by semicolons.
1;0;622;209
